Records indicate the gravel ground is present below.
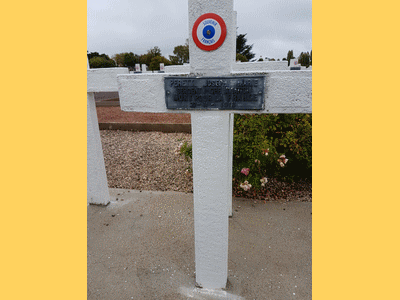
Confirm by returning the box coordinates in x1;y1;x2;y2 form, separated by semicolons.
100;130;311;202
101;130;193;193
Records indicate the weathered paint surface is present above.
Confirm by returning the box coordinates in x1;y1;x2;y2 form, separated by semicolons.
87;68;129;92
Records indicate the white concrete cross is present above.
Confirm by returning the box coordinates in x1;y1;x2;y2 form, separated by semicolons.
87;64;129;205
116;0;312;290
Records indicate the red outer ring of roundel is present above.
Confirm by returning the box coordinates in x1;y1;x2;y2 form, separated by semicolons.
192;13;227;51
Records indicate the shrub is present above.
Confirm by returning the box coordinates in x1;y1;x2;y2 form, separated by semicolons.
233;114;312;189
175;140;192;174
176;113;312;192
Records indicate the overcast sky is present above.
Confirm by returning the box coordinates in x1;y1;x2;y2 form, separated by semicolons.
88;0;312;61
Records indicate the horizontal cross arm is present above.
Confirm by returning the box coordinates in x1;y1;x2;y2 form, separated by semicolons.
87;68;129;92
118;73;190;114
117;70;312;114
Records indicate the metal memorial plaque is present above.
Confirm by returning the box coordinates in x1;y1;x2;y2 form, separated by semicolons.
165;76;265;110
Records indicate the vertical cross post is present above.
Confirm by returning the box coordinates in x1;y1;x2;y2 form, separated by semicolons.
87;58;110;206
189;0;234;289
87;92;110;205
87;65;129;205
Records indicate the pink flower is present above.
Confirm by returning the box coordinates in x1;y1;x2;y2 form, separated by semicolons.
241;168;250;176
255;159;260;164
279;154;289;164
260;177;268;187
240;181;252;191
277;154;289;167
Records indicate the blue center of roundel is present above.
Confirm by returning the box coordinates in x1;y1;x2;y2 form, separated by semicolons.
203;25;215;39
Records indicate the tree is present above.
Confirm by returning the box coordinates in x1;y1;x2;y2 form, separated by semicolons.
236;33;255;61
113;53;125;67
87;51;116;68
286;50;295;66
89;56;116;68
170;40;189;65
140;46;162;66
236;53;248;62
87;51;111;60
149;56;172;71
298;52;311;68
113;52;140;70
148;46;162;57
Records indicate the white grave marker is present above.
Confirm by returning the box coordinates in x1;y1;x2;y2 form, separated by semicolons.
87;62;129;205
135;63;141;73
87;0;313;290
117;0;311;290
290;58;301;70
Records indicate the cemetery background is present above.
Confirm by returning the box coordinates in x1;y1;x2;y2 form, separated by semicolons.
4;0;399;299
87;0;312;295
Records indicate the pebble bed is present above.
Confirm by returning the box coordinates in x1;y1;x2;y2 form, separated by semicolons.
101;130;193;193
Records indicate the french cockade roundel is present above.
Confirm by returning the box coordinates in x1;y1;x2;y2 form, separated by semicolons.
192;13;227;51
